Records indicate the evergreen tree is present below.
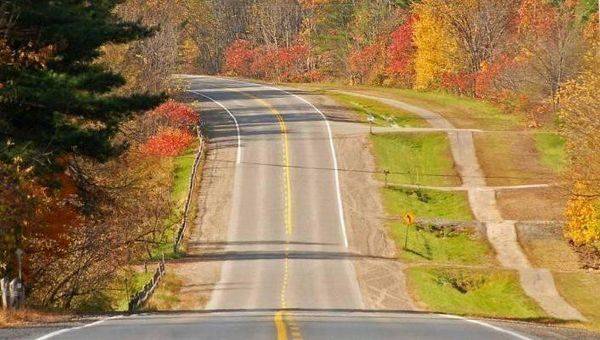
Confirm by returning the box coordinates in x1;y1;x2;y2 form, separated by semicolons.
0;0;164;173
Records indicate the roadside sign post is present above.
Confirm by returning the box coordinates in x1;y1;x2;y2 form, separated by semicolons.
403;213;415;250
383;169;390;187
367;115;375;134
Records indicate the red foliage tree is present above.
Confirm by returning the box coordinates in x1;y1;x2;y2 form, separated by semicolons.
224;39;311;82
274;44;310;81
348;43;383;84
441;72;477;95
474;54;515;98
386;16;416;85
224;39;257;77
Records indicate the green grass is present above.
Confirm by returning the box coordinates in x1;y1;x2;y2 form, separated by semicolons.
372;131;479;264
408;267;547;319
109;269;154;312
390;221;491;264
357;86;521;130
371;133;461;186
292;82;521;130
151;146;198;259
328;92;427;127
534;132;566;172
382;187;473;221
172;147;198;204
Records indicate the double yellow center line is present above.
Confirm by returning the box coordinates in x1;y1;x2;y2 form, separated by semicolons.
236;92;301;340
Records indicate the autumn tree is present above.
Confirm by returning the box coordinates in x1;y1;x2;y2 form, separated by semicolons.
412;0;459;89
0;0;162;305
0;1;162;172
386;15;416;86
560;47;600;249
248;0;303;48
301;0;355;78
516;0;587;110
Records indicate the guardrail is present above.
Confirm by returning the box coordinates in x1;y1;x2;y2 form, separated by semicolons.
128;257;165;313
173;125;205;254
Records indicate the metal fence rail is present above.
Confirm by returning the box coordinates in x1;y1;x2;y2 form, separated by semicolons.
128;258;165;313
173;126;205;254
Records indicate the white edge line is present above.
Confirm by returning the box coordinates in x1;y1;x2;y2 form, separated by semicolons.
194;76;349;248
35;315;123;340
441;314;533;340
280;88;349;249
189;90;242;165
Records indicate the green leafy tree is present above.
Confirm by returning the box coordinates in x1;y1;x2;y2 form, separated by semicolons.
0;0;164;174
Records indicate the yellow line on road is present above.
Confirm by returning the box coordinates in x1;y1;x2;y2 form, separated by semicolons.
234;91;299;340
274;311;288;340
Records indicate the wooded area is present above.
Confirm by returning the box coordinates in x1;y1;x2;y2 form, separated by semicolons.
0;0;598;312
0;1;199;310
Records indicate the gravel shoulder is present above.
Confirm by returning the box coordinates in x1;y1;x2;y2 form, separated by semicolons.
293;90;418;311
163;102;238;310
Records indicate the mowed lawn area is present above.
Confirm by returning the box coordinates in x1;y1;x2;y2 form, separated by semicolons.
326;88;551;321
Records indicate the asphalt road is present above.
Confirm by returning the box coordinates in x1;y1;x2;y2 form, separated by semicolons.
10;77;597;340
191;76;363;312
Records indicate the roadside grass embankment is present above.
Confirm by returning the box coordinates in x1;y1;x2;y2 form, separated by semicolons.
152;145;201;259
326;92;428;128
534;132;566;173
109;270;155;312
104;144;201;311
554;272;600;330
144;273;184;311
329;89;548;320
408;267;546;319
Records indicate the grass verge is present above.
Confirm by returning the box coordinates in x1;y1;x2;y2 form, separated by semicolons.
390;221;492;265
371;133;461;186
554;272;600;330
327;92;427;127
151;145;199;259
382;187;472;221
145;273;183;311
369;87;521;130
108;268;154;312
0;309;72;328
408;266;547;319
293;82;522;130
534;132;566;173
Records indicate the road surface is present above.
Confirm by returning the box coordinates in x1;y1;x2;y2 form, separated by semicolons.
11;77;595;340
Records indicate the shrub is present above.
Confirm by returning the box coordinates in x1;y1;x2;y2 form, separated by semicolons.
152;100;198;127
140;128;195;157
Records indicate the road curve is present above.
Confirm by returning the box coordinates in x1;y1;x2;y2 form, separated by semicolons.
18;76;582;340
190;76;363;311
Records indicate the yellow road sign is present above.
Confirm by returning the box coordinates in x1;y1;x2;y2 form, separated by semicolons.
403;212;415;225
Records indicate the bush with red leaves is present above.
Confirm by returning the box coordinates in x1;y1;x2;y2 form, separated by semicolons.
152;100;198;127
140;128;195;157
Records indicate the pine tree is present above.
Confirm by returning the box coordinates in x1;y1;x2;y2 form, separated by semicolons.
0;0;164;173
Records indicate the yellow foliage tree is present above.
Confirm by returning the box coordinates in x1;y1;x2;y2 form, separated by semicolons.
412;0;459;89
565;183;600;246
559;45;600;248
